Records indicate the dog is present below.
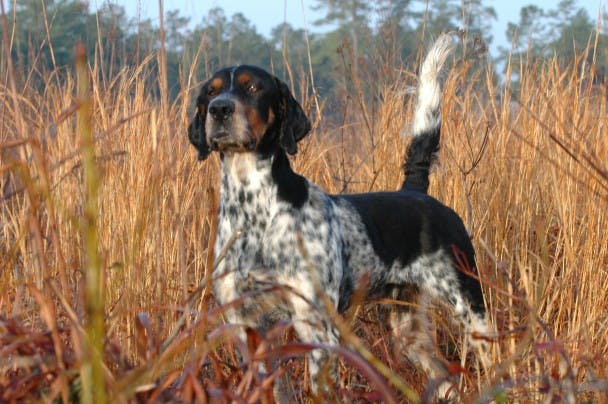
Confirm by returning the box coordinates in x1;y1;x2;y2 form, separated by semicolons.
187;34;489;398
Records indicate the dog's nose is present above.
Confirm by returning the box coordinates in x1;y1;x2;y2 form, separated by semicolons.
209;99;235;121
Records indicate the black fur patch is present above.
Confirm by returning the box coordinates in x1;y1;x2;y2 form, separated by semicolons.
402;126;440;192
271;150;308;208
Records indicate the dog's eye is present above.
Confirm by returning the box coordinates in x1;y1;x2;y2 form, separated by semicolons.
247;83;260;94
208;87;221;97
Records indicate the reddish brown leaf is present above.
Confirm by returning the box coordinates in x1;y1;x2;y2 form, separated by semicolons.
135;312;157;360
446;361;472;376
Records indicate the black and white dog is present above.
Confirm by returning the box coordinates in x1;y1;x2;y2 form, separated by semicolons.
188;34;489;396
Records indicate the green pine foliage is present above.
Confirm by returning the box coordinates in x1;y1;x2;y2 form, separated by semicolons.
3;0;604;102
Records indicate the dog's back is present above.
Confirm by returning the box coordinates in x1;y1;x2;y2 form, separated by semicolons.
333;35;484;312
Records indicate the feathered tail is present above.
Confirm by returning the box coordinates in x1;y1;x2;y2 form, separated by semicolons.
402;34;454;193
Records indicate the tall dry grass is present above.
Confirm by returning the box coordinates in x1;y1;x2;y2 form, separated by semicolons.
1;26;608;402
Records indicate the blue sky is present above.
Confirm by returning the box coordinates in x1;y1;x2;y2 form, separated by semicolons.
116;0;604;56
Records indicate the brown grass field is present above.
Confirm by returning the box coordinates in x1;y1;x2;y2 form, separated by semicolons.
1;26;608;402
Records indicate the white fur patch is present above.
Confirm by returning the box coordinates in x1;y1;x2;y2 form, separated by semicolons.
410;33;454;137
225;153;263;184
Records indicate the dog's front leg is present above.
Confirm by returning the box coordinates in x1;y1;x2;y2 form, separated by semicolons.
286;278;340;396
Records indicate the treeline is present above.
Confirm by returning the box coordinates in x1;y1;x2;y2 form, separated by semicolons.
2;0;605;99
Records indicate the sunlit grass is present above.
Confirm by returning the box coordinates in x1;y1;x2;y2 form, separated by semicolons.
1;27;607;401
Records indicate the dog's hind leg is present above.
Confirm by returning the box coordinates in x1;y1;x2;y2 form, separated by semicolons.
388;285;456;401
387;251;492;378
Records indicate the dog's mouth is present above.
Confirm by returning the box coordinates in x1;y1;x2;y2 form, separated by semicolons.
209;131;256;153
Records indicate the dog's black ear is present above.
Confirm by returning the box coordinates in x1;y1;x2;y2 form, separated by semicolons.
275;78;311;155
188;103;211;161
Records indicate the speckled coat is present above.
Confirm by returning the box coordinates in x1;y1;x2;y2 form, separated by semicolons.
187;35;490;395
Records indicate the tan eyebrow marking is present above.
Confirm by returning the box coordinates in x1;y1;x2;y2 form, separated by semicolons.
237;73;253;86
210;77;223;89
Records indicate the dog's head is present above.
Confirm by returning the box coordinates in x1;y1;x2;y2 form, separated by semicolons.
188;65;311;161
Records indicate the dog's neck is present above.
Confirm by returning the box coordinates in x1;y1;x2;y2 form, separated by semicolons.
214;153;271;265
214;150;308;261
219;150;308;213
221;152;273;192
218;153;274;225
215;150;308;268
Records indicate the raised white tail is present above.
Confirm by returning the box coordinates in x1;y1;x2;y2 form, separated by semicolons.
403;33;454;193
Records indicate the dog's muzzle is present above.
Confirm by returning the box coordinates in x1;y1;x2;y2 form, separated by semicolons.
206;98;257;153
209;98;235;122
